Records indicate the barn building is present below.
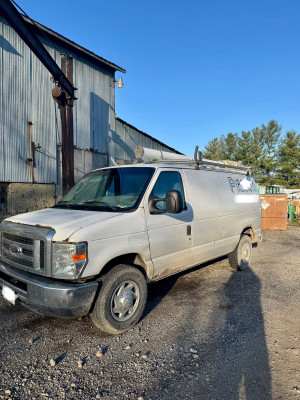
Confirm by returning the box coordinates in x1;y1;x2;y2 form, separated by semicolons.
0;12;179;215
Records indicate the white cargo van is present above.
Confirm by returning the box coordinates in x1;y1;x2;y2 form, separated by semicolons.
0;148;262;334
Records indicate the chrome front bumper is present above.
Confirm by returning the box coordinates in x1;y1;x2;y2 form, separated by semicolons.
0;260;98;317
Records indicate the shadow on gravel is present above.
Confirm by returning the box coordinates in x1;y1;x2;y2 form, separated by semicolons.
155;267;272;400
144;275;179;319
209;268;272;400
142;256;227;321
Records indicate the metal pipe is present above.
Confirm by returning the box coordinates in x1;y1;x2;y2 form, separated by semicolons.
135;146;194;162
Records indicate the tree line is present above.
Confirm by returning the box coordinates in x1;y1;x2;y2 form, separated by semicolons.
202;120;300;188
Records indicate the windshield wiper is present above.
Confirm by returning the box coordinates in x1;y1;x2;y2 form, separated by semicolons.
53;201;72;208
80;201;121;211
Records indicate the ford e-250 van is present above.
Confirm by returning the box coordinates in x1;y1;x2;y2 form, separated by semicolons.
0;148;262;334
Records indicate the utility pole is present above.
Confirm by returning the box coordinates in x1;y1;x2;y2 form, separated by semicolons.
52;56;75;194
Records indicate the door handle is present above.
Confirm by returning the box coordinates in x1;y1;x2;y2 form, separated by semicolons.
187;225;191;236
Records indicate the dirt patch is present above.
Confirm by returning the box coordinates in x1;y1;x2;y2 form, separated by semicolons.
0;228;299;399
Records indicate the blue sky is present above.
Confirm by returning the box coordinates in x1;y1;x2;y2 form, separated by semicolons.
17;0;300;156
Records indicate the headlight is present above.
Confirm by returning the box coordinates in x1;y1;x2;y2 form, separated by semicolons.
52;242;87;279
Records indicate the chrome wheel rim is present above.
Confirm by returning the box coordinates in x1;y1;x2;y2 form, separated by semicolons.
241;241;251;262
110;280;140;321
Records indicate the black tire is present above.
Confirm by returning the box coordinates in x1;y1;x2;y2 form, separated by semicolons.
90;264;147;335
228;235;252;271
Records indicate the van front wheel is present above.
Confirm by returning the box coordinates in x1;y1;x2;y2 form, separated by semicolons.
228;235;252;271
90;264;147;334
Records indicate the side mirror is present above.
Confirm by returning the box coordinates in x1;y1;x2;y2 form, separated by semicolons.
148;196;165;214
149;190;184;214
166;190;184;214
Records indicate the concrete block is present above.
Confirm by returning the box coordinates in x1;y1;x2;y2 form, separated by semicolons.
6;183;56;215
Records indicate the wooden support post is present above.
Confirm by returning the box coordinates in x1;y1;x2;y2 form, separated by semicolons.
60;56;75;195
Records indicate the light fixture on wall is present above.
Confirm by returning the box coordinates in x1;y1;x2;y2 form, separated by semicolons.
114;77;124;88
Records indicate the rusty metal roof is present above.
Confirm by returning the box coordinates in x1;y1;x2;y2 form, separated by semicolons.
22;15;126;74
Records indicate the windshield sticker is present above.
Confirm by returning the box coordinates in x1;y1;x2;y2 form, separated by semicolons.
228;177;257;193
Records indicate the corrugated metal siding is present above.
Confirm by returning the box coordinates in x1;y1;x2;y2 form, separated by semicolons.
0;17;57;184
114;118;177;161
30;42;58;184
0;16;115;185
1;15;177;188
0;16;31;182
74;149;107;182
73;59;114;153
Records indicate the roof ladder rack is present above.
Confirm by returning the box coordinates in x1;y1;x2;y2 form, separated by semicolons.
194;146;252;174
134;146;252;174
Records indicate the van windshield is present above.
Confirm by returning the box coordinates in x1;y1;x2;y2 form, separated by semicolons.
54;167;155;212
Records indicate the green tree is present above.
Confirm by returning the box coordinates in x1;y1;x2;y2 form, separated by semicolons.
235;130;253;165
203;137;223;160
221;132;239;160
203;133;239;161
250;127;265;182
276;131;300;187
202;120;299;187
259;120;281;184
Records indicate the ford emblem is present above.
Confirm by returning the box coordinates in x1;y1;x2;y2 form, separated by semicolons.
10;245;23;255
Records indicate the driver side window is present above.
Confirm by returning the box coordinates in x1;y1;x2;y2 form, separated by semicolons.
150;171;186;210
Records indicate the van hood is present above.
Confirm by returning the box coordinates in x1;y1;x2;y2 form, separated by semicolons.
5;208;122;241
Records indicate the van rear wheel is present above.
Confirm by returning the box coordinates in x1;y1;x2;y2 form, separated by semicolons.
228;235;252;271
90;264;147;335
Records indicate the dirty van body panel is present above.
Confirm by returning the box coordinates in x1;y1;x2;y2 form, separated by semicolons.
70;208;154;279
4;208;154;280
145;209;193;279
184;169;261;266
144;169;194;280
5;208;123;242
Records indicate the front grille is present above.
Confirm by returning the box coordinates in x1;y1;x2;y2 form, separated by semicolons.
1;231;45;271
2;251;33;268
3;233;33;246
0;221;55;278
40;241;45;270
3;241;33;258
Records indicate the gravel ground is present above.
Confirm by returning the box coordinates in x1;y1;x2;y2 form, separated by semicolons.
0;227;299;400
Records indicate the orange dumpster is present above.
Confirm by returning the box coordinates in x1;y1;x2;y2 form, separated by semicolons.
260;194;287;230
